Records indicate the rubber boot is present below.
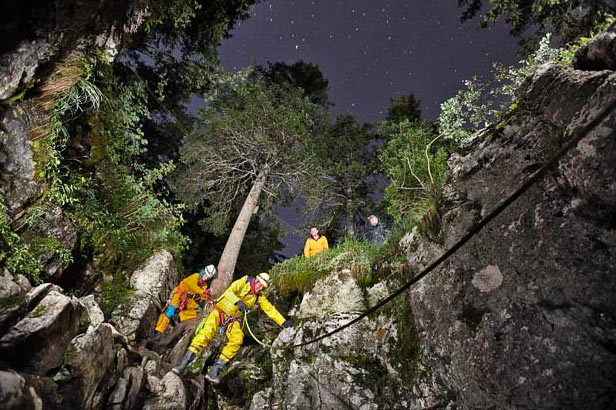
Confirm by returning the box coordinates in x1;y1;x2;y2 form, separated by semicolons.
172;350;196;375
205;358;227;384
151;331;163;342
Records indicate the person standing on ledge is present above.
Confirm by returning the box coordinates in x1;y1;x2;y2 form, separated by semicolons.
364;214;387;249
303;226;329;258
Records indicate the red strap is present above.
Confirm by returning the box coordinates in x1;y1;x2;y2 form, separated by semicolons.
214;305;225;324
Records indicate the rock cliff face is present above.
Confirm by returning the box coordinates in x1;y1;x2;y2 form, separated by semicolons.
401;26;616;409
0;0;152;100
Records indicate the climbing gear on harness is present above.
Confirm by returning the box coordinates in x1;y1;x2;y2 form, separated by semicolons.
205;358;227;384
219;315;241;335
172;350;196;375
256;272;272;288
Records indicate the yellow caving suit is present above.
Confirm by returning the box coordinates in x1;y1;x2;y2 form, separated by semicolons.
303;235;329;258
188;275;286;362
154;272;209;334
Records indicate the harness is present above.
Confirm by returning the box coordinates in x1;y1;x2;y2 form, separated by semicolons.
215;305;242;334
216;277;258;334
169;286;210;312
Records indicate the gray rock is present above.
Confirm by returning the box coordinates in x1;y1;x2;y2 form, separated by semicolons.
129;250;179;309
110;295;158;343
80;294;105;330
0;0;154;100
142;371;186;410
408;52;616;409
107;366;144;410
0;105;39;212
298;268;367;318
0;370;43;410
0;274;26;330
0;289;85;374
573;23;616;71
0;40;53;100
54;323;116;409
110;250;179;342
256;305;411;410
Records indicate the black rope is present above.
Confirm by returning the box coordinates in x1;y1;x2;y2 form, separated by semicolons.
279;94;616;351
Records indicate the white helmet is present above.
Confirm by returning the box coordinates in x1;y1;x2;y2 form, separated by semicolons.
199;265;218;281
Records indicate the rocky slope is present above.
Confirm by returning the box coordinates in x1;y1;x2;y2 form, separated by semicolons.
1;4;615;409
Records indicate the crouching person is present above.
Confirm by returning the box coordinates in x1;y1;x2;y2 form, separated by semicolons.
171;272;293;383
152;265;218;341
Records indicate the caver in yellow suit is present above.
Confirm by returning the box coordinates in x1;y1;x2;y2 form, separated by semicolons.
303;234;329;258
171;273;293;383
152;265;217;340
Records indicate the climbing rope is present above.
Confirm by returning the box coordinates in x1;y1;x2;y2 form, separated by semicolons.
243;312;272;348
271;95;616;351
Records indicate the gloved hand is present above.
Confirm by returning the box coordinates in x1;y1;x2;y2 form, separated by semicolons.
237;301;248;313
282;319;294;328
164;305;176;319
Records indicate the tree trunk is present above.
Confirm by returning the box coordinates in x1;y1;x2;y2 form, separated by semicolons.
345;198;355;237
210;171;267;296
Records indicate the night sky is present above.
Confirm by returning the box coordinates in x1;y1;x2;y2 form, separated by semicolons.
217;0;521;256
218;0;521;122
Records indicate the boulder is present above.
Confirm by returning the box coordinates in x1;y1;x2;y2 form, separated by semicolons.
110;250;179;342
53;323;116;409
80;294;105;331
0;370;42;410
129;250;179;309
0;273;28;331
298;268;367;318
0;105;39;212
21;204;79;282
107;366;144;410
142;371;187;410
0;289;86;374
573;23;616;71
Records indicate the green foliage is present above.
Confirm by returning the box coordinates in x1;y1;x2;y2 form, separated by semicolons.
5;52;187;286
386;93;422;123
271;238;379;297
438;32;566;142
308;114;378;238
119;0;258;166
70;78;188;275
259;60;331;108
560;15;616;61
458;0;616;50
100;278;134;318
173;74;318;235
0;195;42;284
379;120;449;233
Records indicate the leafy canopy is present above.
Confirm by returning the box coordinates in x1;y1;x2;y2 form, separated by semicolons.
311;114;378;236
458;0;616;50
379;120;449;229
173;75;319;234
